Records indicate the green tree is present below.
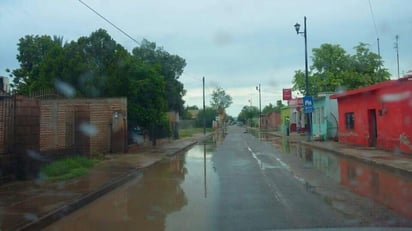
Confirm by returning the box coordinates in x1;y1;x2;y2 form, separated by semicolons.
237;106;259;125
11;34;64;94
132;39;187;114
9;29;177;135
195;107;216;128
181;105;200;120
292;43;390;96
210;86;233;114
262;100;285;114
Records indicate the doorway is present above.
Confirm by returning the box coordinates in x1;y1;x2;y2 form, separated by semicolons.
368;109;377;147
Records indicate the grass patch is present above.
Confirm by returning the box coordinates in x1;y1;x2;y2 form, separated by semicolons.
39;156;98;181
179;127;212;138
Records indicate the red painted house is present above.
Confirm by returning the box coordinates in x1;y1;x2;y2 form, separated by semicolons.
331;73;412;154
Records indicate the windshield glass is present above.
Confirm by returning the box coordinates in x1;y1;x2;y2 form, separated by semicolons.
0;0;411;230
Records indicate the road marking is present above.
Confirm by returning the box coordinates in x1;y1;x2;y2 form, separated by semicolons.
275;157;290;170
247;146;291;170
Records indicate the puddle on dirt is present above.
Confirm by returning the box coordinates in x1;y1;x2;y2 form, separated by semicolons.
259;132;412;219
45;135;221;231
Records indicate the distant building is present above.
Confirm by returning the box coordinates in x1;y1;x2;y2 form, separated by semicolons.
167;111;180;139
312;92;338;141
280;106;290;134
0;76;10;95
188;109;199;119
331;74;412;154
262;111;281;131
288;97;305;133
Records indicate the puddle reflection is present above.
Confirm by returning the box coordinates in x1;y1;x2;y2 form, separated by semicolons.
47;138;219;231
340;158;412;219
267;136;412;219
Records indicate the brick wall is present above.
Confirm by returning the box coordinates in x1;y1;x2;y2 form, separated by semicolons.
0;99;7;153
0;97;14;182
40;98;127;156
262;112;281;131
14;96;40;179
0;96;127;181
89;98;127;154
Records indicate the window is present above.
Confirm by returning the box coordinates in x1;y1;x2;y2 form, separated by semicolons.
345;112;355;129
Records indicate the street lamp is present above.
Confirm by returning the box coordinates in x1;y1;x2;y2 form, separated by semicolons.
294;16;311;140
256;84;261;130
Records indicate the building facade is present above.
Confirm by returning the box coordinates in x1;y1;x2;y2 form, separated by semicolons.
288;98;305;133
280;106;290;134
262;111;281;131
312;92;339;141
331;75;412;154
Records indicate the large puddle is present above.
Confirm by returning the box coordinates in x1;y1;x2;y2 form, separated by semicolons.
46;136;222;231
265;133;412;219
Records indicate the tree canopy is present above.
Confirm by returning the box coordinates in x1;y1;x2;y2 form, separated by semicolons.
262;100;285;114
292;43;390;96
210;86;233;113
8;29;186;130
132;39;186;114
237;106;259;125
195;107;216;128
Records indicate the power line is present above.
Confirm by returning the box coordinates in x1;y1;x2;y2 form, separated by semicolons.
368;0;380;56
368;0;379;38
77;0;140;45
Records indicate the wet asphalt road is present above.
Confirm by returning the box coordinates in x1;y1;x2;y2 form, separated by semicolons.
213;126;348;230
46;125;410;230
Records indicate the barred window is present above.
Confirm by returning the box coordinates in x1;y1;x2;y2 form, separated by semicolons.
345;112;355;129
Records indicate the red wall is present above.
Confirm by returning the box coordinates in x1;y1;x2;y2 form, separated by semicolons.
262;112;281;130
336;79;412;154
340;159;412;219
379;81;412;153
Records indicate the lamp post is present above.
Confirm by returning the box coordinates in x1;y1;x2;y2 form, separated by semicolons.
256;84;261;130
294;16;311;140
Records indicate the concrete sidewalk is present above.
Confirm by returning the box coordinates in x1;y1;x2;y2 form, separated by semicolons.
0;133;210;231
265;130;412;174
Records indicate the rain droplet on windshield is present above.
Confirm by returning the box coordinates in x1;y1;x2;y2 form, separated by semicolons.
336;86;347;94
79;122;98;137
23;213;39;221
26;150;49;162
54;79;75;98
380;91;411;103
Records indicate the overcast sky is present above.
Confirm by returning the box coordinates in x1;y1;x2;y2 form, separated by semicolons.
0;0;411;116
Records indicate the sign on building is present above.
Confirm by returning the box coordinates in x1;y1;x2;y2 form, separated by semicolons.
288;97;303;107
282;88;292;100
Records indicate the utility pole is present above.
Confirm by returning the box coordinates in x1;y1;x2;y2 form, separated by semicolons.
377;38;381;57
395;35;400;79
256;84;261;130
203;76;206;134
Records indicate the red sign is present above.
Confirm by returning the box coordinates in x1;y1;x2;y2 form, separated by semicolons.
288;98;303;107
282;88;292;100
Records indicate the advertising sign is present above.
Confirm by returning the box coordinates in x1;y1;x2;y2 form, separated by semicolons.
282;88;292;100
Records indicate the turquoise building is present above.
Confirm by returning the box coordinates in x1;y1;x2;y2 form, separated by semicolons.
312;92;338;140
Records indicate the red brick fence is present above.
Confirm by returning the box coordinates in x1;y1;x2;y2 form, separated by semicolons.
0;96;127;182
